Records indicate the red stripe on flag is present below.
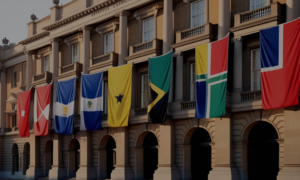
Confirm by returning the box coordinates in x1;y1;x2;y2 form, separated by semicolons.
210;36;229;76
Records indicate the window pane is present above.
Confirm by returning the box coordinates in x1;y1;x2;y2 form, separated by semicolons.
251;48;261;91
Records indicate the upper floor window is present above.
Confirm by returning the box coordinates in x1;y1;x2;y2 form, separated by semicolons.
251;48;261;91
249;0;268;10
190;0;206;28
12;67;17;88
141;74;149;108
72;43;79;63
104;32;114;55
43;56;49;72
143;17;154;43
103;81;108;114
12;103;16;110
190;63;196;101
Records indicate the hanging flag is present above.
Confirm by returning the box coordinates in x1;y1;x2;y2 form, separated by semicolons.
55;78;76;134
195;35;229;119
80;72;103;130
260;18;300;109
17;89;31;137
148;50;172;123
34;84;51;136
108;63;132;127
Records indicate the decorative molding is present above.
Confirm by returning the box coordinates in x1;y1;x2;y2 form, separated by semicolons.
173;51;183;57
78;25;94;31
19;31;50;45
37;46;52;58
1;51;25;61
115;10;130;17
64;33;83;46
95;19;119;34
231;36;244;43
134;2;163;20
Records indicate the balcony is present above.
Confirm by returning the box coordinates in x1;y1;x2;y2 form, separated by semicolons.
231;2;285;37
31;71;52;86
125;38;162;64
87;52;118;73
231;90;262;112
171;23;215;52
57;62;82;80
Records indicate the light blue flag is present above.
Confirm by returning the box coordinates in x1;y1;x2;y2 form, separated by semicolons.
80;72;103;130
55;78;76;134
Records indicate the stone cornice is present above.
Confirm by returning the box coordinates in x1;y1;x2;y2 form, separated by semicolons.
1;51;25;61
42;0;129;31
64;33;83;46
134;2;163;20
19;31;50;45
95;19;119;34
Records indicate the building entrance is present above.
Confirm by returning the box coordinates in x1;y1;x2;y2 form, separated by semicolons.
248;122;279;180
106;136;116;179
143;132;158;179
44;140;53;176
68;139;80;178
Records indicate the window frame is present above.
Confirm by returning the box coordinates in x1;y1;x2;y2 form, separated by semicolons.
190;0;206;28
43;55;49;72
249;0;269;11
142;16;155;43
11;67;17;88
103;31;114;55
71;43;79;63
250;48;261;91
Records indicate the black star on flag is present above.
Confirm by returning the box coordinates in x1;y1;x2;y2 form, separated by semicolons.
115;94;124;103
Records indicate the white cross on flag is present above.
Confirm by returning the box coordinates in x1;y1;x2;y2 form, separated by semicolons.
34;84;51;136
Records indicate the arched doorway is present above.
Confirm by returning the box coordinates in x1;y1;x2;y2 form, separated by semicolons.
12;144;19;174
44;140;53;176
68;139;80;178
190;128;212;180
23;143;30;175
143;132;158;179
106;136;116;179
248;122;279;180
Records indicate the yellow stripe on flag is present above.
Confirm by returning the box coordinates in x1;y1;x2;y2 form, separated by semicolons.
108;63;132;127
196;44;208;75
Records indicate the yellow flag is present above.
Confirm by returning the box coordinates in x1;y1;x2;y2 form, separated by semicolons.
108;63;132;127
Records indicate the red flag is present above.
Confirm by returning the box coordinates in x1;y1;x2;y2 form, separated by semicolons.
17;90;31;137
34;85;51;136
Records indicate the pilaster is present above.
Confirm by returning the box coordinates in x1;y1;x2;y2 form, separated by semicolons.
286;0;300;22
232;37;243;92
25;51;36;90
79;26;93;74
218;0;230;39
26;135;43;180
163;0;173;53
49;134;67;180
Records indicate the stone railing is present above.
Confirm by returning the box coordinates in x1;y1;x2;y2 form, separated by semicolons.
181;25;206;40
58;62;82;79
32;71;52;86
135;108;147;116
128;39;162;58
34;73;45;81
241;90;262;102
61;63;75;74
92;53;111;65
133;41;153;53
174;23;213;44
240;5;271;23
181;101;196;110
88;52;118;72
102;113;108;121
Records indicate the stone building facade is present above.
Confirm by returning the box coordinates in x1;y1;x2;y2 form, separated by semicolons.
0;0;299;180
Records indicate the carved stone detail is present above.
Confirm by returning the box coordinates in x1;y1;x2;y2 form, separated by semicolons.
231;36;244;43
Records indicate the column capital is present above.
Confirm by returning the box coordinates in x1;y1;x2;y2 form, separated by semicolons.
173;51;183;57
115;10;131;17
24;50;37;55
78;25;93;31
231;36;244;43
49;37;63;44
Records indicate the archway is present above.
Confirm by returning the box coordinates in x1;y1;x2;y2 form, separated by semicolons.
68;139;80;178
98;135;116;179
248;122;279;180
23;143;30;175
143;132;158;179
190;128;212;180
44;140;53;176
12;143;19;174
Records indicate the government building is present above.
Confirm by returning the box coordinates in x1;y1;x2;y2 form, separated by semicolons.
0;0;299;179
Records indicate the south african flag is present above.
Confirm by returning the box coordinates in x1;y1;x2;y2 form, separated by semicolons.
195;35;229;119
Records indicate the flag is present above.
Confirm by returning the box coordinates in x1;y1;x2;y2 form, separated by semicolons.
260;18;300;109
34;84;51;136
17;89;31;137
108;63;132;127
80;72;103;130
148;50;172;123
55;78;76;134
195;35;229;119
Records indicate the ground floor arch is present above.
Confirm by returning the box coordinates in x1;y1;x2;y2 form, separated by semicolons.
247;121;279;180
44;140;53;176
98;135;116;179
23;142;30;175
68;139;80;178
12;143;19;175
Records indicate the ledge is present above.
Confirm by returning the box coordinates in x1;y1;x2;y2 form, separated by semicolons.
31;71;52;86
87;52;118;72
57;62;82;80
19;31;50;45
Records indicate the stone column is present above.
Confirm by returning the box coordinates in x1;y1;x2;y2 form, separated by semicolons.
208;116;239;180
174;52;183;102
277;107;300;179
76;131;97;180
49;134;66;180
26;135;43;180
79;26;92;74
111;127;134;180
0;66;6;129
163;0;173;53
135;147;144;180
98;149;107;179
232;37;243;92
286;0;300;22
116;11;130;66
26;51;35;90
218;0;230;39
182;144;191;180
154;120;180;180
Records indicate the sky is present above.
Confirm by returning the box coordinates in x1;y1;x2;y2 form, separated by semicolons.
0;0;72;45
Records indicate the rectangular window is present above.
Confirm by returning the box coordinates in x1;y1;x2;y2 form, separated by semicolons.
103;81;108;114
190;0;206;28
11;67;17;88
72;43;79;63
43;56;49;72
104;32;114;55
143;17;154;43
190;63;196;101
251;48;261;91
12;103;16;110
141;74;149;108
249;0;268;10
